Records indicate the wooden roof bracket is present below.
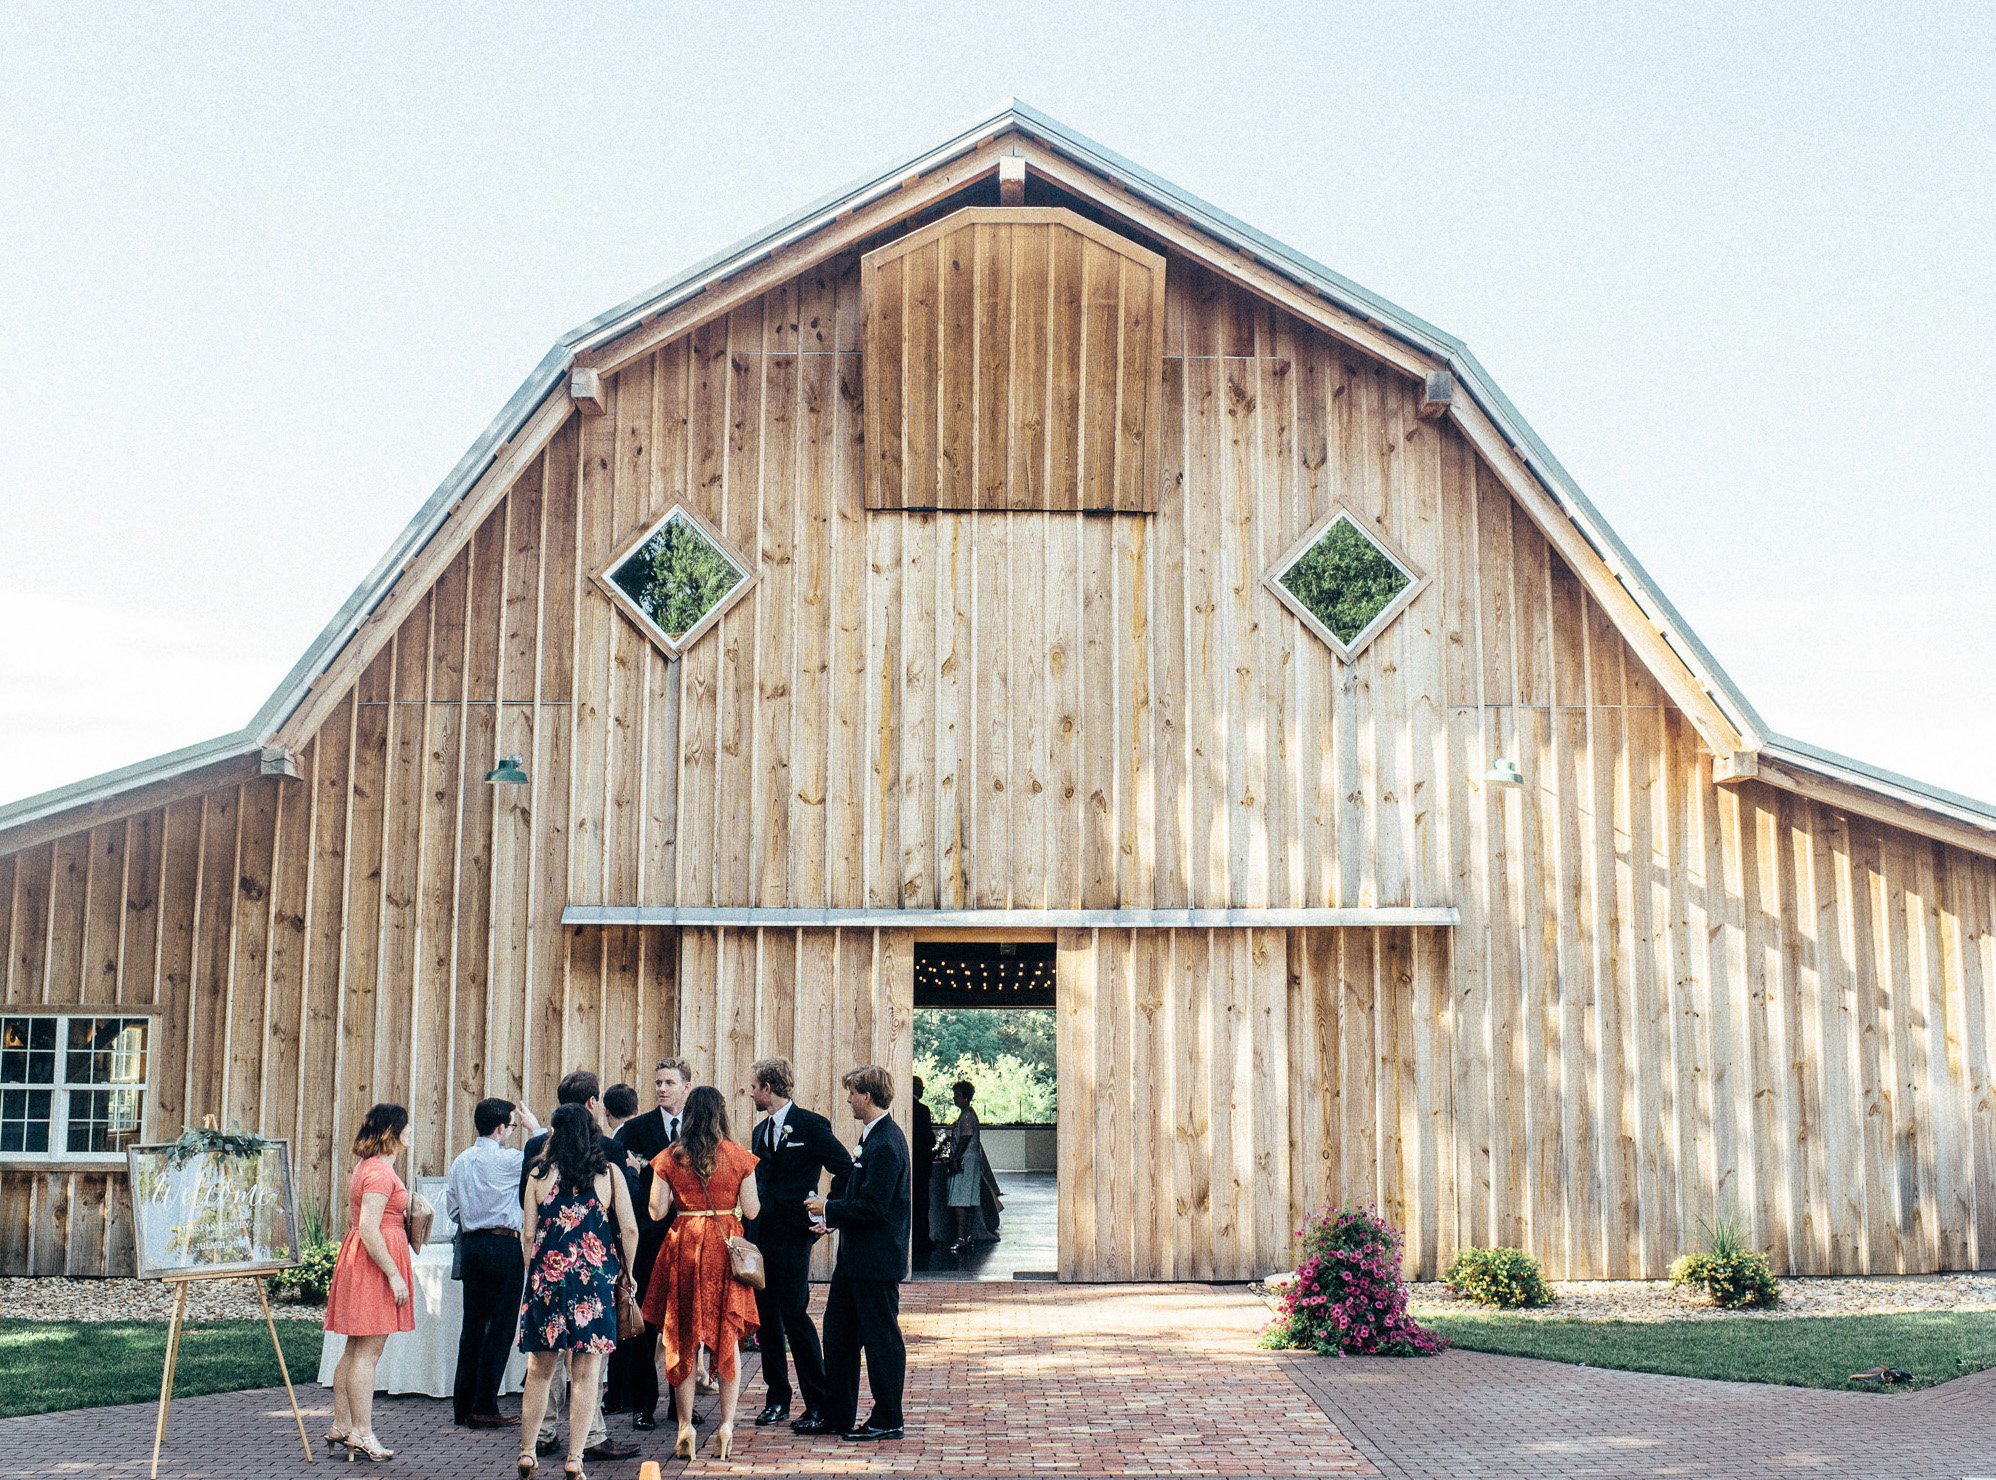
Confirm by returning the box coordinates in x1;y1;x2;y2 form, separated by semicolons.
998;154;1027;205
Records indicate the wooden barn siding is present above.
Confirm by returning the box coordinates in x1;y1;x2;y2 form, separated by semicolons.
5;245;1996;1278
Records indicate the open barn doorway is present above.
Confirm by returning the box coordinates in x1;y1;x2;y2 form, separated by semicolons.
910;940;1057;1281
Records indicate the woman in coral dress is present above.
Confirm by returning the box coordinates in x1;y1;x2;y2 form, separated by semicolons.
324;1102;416;1462
642;1085;761;1461
518;1103;638;1480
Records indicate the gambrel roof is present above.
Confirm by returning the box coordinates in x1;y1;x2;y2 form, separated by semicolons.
4;99;1993;856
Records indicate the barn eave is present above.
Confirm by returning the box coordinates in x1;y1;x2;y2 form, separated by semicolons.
2;99;1993;857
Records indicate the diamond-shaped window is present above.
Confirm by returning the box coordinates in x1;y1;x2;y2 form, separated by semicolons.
597;505;754;655
1264;507;1428;662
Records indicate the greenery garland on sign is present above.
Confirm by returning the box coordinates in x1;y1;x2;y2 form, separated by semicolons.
161;1124;274;1167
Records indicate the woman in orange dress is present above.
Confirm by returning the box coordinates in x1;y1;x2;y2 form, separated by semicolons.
641;1086;761;1462
323;1102;416;1463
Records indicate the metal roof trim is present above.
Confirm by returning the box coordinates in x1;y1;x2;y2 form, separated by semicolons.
10;100;1985;847
1764;734;1996;827
0;730;258;836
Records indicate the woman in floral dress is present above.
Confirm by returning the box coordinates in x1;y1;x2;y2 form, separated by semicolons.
517;1104;637;1479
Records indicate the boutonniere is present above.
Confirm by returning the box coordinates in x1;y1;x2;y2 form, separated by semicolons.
776;1123;796;1150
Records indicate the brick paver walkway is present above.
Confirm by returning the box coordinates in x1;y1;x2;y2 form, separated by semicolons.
0;1284;1369;1479
7;1286;1995;1478
1285;1347;1996;1479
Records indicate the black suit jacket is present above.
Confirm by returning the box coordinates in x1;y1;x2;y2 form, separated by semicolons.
825;1114;910;1283
749;1104;853;1244
616;1108;674;1227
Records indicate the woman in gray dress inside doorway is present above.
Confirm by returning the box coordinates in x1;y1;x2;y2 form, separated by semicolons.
945;1080;984;1254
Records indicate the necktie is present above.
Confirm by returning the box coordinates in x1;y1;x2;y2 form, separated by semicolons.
668;1116;679;1144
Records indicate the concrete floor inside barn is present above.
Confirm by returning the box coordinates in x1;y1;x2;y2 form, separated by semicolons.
6;1281;1995;1480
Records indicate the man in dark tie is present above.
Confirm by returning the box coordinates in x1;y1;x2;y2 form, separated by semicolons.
802;1064;910;1443
611;1056;692;1433
746;1056;853;1430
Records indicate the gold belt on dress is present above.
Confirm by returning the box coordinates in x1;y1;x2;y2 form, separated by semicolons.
678;1208;740;1218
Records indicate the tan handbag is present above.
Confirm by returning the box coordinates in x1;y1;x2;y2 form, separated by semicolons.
725;1232;766;1290
614;1270;646;1339
696;1164;767;1290
407;1192;435;1248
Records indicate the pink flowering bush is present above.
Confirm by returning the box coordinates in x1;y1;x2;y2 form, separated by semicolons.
1259;1203;1447;1357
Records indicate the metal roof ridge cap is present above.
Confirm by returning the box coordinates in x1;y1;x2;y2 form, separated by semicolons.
560;101;1030;355
245;347;572;742
1440;347;1770;745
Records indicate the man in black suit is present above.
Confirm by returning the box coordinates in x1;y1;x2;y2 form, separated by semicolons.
610;1056;692;1432
745;1055;853;1429
802;1065;910;1443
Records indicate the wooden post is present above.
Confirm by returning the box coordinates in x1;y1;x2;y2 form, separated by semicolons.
257;1275;316;1463
149;1280;189;1480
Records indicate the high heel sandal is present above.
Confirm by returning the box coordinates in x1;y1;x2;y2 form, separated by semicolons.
324;1428;349;1454
712;1422;734;1461
674;1422;696;1460
516;1452;537;1478
561;1464;587;1480
345;1429;394;1462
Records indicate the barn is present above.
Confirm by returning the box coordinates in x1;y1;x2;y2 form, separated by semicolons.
3;102;1992;1283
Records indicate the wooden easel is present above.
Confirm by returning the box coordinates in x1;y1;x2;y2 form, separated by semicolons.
150;1269;314;1478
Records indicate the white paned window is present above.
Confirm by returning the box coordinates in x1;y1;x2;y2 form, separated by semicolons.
0;1015;150;1162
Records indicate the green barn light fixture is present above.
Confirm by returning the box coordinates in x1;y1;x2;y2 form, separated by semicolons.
1482;757;1525;789
484;754;530;785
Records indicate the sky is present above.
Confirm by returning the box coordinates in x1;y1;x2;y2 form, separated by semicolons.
2;2;1993;809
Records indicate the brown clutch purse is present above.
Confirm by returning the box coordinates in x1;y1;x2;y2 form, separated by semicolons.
406;1192;435;1249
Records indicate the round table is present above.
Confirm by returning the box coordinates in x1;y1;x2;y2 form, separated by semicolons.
316;1242;527;1398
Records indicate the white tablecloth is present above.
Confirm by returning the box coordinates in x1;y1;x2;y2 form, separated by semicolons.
316;1243;528;1398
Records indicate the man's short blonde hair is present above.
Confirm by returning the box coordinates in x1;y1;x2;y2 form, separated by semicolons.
841;1064;894;1108
751;1056;795;1098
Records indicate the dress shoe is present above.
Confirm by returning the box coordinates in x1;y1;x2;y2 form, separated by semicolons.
535;1434;560;1456
630;1411;657;1431
467;1413;519;1428
790;1413;835;1434
582;1438;640;1461
754;1403;790;1427
842;1424;904;1442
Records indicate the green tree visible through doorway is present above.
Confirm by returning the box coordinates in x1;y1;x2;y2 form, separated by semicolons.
913;1008;1056;1123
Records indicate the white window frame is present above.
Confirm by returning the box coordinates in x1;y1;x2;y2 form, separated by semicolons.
0;1011;153;1165
592;503;758;659
1263;504;1430;664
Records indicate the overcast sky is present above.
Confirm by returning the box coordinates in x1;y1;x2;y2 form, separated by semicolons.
3;2;1992;810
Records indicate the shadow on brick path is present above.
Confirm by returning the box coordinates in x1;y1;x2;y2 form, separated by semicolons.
1282;1346;1996;1480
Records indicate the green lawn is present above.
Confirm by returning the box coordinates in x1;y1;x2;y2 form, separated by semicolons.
1428;1311;1996;1392
0;1320;325;1418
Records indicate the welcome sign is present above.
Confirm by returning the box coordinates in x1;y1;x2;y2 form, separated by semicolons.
127;1136;301;1280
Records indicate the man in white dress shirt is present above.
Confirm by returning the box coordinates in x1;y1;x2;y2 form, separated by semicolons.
445;1097;540;1427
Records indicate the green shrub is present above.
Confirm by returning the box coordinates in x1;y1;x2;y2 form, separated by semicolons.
269;1201;339;1304
1668;1218;1780;1309
1443;1246;1554;1308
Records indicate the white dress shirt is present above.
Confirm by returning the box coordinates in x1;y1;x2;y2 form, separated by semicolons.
445;1135;527;1233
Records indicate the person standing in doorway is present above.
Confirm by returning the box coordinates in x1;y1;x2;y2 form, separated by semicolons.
612;1056;691;1432
909;1076;936;1259
745;1056;852;1429
945;1080;985;1255
802;1065;910;1443
446;1096;541;1429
